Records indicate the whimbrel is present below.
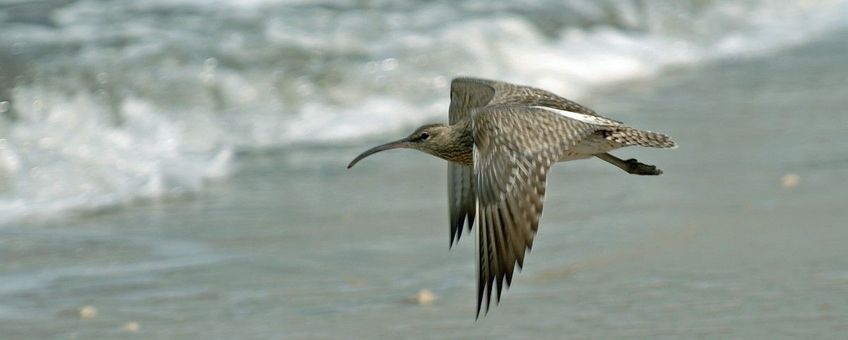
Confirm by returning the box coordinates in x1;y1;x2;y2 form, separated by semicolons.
347;77;676;316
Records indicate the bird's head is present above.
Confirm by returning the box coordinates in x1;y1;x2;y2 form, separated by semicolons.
347;123;451;168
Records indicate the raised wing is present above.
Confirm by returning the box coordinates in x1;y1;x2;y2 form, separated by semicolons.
471;104;601;316
447;79;496;246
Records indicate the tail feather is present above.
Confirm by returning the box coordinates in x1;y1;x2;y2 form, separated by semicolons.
606;127;676;148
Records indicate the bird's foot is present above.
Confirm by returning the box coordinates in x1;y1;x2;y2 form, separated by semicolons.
624;158;663;176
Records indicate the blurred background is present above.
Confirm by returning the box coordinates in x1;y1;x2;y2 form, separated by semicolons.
1;0;846;338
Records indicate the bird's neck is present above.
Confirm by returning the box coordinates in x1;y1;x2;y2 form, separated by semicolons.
436;120;474;165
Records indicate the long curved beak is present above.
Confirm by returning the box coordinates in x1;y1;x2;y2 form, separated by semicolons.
347;138;410;169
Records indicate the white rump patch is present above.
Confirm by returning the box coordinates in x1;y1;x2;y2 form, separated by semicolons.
530;106;619;126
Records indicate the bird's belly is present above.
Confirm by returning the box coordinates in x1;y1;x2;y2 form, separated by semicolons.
558;135;620;162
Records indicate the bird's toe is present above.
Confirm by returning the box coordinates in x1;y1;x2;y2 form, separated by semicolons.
625;159;662;176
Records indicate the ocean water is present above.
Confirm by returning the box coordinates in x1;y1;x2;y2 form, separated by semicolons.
2;0;848;222
1;0;848;338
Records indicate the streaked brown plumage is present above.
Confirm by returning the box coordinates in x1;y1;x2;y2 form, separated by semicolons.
347;77;676;317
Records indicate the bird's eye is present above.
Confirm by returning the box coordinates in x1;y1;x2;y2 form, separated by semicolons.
419;132;430;140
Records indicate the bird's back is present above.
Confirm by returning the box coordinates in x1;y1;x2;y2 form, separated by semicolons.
452;77;618;122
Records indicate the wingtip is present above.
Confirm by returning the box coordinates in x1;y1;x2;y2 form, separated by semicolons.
449;220;462;249
481;277;494;315
476;275;487;319
475;295;483;319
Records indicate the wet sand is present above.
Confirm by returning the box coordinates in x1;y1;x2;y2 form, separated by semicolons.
1;31;847;339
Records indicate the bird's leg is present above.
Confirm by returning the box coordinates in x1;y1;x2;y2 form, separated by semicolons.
595;153;662;176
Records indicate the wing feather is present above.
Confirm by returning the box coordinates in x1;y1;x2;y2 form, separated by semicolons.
472;105;600;316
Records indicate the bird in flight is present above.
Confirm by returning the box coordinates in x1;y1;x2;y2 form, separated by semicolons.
347;77;676;316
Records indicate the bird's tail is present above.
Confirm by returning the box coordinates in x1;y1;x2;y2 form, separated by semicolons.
605;127;677;149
